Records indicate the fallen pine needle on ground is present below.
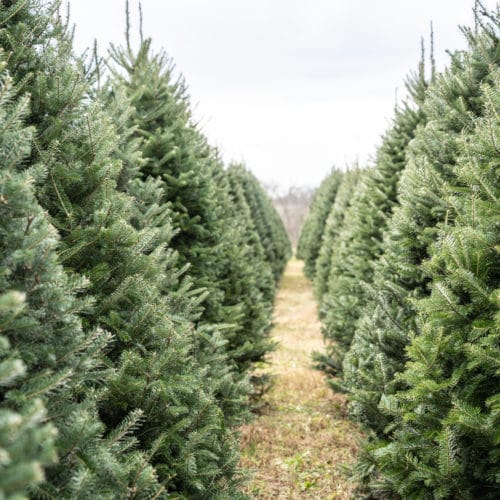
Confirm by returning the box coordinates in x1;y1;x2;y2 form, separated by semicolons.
239;258;362;499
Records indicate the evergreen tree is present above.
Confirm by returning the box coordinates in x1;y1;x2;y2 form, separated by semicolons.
211;162;276;373
313;168;362;303
1;1;243;496
109;38;235;326
231;166;291;282
371;64;500;500
106;84;252;427
296;169;343;279
0;316;53;499
0;71;56;498
0;59;125;497
108;35;278;395
349;10;498;436
226;164;276;305
323;57;428;378
345;10;499;495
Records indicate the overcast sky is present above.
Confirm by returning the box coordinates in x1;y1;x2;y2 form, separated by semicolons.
68;0;498;189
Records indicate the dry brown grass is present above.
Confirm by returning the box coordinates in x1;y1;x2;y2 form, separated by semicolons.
239;259;361;499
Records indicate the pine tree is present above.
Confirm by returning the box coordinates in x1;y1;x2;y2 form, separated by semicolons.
346;9;499;495
2;1;244;496
371;64;500;500
211;162;276;373
232;166;291;282
0;317;54;499
0;70;56;497
108;33;279;402
323;56;428;379
226;165;276;303
109;38;233;325
0;59;126;497
313;168;362;303
296;169;344;279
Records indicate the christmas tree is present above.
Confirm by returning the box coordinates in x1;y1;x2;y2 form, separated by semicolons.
296;169;344;279
313;168;362;303
1;1;244;496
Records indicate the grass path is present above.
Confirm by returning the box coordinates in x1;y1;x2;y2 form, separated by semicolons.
239;259;361;499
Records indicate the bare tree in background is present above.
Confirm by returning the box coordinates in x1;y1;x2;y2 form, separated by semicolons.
266;183;315;251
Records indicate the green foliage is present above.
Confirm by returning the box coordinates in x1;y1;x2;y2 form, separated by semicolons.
308;7;499;498
371;65;500;500
313;168;362;303
226;165;276;306
323;62;428;379
0;0;287;497
296;170;343;279
229;166;291;282
347;14;498;443
0;70;56;500
108;38;283;422
0;59;118;497
1;1;257;496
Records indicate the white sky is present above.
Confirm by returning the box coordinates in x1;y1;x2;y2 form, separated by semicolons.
68;0;498;189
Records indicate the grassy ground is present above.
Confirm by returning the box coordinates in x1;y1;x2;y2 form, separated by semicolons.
239;259;361;499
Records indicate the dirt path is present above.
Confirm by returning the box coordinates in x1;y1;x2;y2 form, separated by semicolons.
239;259;361;499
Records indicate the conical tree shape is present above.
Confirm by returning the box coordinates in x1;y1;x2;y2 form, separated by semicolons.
297;169;344;279
109;97;249;423
210;161;276;372
109;39;234;325
109;39;280;381
346;11;499;495
371;63;500;500
231;166;291;282
322;59;429;379
0;60;124;497
313;168;362;303
1;1;243;496
226;164;276;306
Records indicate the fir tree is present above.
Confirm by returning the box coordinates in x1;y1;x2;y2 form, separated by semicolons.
0;70;56;497
296;169;344;279
226;164;276;306
371;64;499;500
2;1;244;496
109;38;234;326
231;166;291;282
0;59;125;497
0;317;53;499
313;168;362;303
346;9;499;495
109;37;282;381
323;55;429;379
350;9;498;435
210;162;276;373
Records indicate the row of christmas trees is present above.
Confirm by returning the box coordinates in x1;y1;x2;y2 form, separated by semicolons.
0;0;290;498
298;5;498;498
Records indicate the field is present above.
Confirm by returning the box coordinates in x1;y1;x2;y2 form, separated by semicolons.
240;259;361;499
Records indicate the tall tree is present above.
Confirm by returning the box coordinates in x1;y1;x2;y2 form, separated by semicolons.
324;55;429;379
232;166;291;282
109;38;283;380
1;1;243;496
347;11;499;495
0;59;120;497
371;64;499;500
